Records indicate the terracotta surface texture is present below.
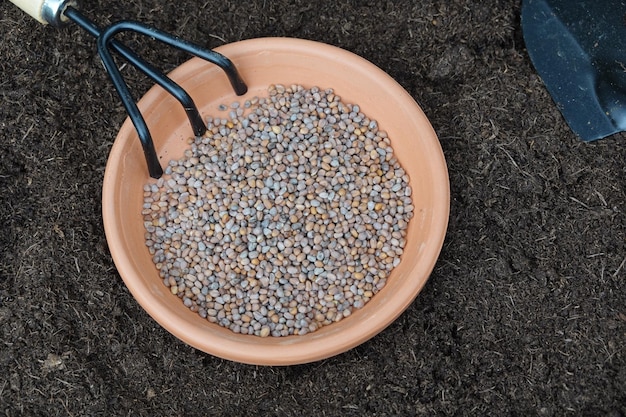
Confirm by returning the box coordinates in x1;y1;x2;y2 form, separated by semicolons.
103;38;449;365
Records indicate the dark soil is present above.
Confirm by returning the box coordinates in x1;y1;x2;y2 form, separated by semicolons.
1;1;624;416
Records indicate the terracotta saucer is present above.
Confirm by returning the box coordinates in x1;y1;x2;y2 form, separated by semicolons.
102;37;449;365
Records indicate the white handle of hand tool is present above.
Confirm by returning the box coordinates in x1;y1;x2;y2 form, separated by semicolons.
8;0;76;27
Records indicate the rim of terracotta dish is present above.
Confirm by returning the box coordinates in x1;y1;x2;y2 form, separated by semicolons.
102;37;449;365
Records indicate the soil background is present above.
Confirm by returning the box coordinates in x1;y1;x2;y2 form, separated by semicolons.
1;1;625;416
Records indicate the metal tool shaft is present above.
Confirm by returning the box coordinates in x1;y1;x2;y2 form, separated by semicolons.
63;6;247;178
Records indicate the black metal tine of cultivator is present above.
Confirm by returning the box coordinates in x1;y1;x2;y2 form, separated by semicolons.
63;6;248;178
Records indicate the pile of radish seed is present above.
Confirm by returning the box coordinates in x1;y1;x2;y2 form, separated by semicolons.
142;84;414;337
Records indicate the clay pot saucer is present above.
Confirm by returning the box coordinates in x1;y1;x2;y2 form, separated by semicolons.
102;37;449;365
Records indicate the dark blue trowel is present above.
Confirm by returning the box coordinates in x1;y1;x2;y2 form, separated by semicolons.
521;0;626;141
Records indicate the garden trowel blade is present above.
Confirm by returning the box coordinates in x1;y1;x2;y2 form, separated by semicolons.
521;0;626;141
